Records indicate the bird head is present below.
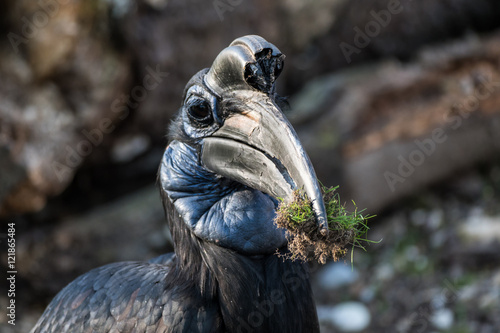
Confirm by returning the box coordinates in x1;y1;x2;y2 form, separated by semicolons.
159;35;327;255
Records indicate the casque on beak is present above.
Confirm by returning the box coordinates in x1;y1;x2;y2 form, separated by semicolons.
200;35;328;233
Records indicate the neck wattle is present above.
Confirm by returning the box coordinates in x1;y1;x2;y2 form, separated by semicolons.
159;140;287;255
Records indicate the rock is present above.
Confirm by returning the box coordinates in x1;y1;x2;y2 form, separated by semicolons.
374;262;395;281
317;262;359;290
318;302;371;332
459;214;500;244
493;270;500;288
431;308;454;330
479;292;500;309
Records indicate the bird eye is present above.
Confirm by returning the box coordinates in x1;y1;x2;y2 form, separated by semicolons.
187;99;213;126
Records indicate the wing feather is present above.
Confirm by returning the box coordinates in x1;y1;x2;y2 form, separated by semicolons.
31;259;172;333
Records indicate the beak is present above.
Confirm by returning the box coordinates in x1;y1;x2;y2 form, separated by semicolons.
199;35;328;233
201;90;328;233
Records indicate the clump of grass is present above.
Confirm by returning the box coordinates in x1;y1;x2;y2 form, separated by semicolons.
275;185;376;265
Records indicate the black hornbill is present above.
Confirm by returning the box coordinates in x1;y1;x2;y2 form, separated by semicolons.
32;35;328;333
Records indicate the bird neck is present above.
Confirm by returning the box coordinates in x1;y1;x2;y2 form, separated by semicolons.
160;190;319;332
201;243;319;332
159;140;287;255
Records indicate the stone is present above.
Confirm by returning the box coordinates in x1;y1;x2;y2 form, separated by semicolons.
317;262;359;290
317;302;371;332
431;308;454;330
459;214;500;244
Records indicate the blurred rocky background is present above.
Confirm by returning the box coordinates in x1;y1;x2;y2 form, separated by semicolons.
1;0;500;332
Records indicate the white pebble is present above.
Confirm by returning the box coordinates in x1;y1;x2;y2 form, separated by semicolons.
431;308;453;330
318;302;371;332
317;262;359;290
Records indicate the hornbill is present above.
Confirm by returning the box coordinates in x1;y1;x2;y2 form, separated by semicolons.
32;35;328;333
